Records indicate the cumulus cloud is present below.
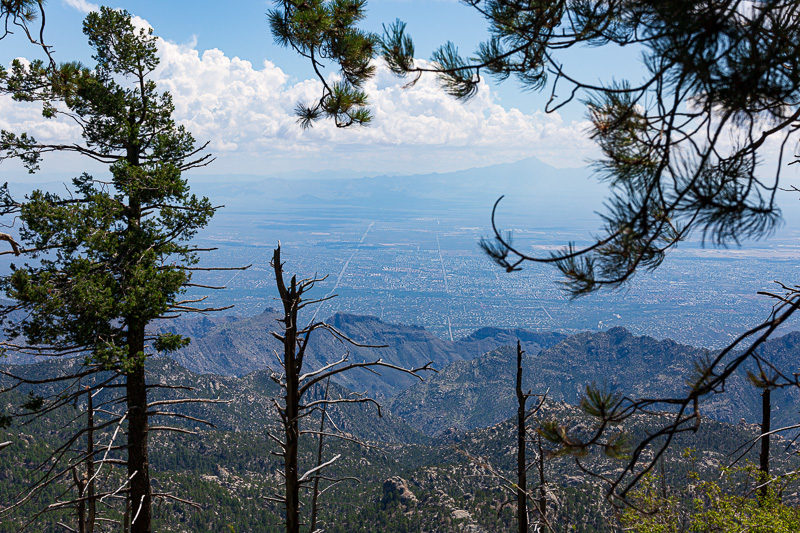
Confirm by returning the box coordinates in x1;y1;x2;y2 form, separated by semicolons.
62;0;99;14
0;26;597;175
0;88;80;143
153;39;596;173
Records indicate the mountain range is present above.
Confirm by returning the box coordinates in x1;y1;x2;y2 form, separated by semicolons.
2;344;795;532
185;156;608;228
3;311;800;532
155;309;567;399
391;327;800;434
149;310;800;432
6;308;798;433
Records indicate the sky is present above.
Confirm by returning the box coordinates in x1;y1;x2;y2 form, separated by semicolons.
0;1;794;182
0;0;651;178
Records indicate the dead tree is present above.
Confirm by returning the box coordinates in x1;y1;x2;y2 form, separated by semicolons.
515;341;551;533
730;355;781;503
454;341;550;533
308;377;330;533
70;386;97;533
515;341;530;533
0;358;231;531
266;245;434;533
0;371;127;531
759;386;772;502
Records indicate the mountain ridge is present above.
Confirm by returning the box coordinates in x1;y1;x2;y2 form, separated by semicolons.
151;310;568;399
389;326;800;434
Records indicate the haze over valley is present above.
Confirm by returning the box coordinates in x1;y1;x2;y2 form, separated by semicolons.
170;157;800;348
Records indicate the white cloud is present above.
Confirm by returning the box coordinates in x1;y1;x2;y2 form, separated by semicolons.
153;40;596;173
129;15;153;34
0;26;597;175
62;0;99;14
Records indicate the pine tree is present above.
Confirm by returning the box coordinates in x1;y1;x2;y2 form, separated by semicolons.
274;0;800;500
0;8;218;532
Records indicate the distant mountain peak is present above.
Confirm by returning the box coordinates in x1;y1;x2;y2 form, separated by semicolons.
331;311;382;322
604;326;632;343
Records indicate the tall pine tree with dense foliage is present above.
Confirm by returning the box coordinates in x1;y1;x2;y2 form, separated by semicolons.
0;7;215;532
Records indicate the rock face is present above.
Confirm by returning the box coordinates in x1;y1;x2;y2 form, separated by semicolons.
156;309;566;398
389;328;800;433
381;475;489;531
382;476;418;507
451;509;471;520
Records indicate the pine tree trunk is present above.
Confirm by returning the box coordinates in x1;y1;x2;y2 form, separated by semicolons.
127;324;151;533
86;386;96;533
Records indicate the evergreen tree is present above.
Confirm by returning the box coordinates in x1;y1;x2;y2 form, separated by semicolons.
0;8;217;532
268;0;377;128
273;0;800;500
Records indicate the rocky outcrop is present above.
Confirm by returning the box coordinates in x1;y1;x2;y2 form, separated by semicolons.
382;476;418;507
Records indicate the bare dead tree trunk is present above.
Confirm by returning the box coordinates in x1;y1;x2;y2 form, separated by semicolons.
124;494;131;533
71;386;97;533
515;340;529;533
309;378;331;533
73;469;86;532
453;343;549;531
77;386;96;533
86;387;96;533
75;481;86;533
273;247;301;533
535;433;546;525
127;323;152;533
268;245;433;533
759;387;771;501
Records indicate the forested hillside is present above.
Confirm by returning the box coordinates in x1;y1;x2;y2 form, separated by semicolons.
2;351;796;532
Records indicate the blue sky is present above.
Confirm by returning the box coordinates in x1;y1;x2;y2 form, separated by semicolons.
0;0;635;178
1;0;787;182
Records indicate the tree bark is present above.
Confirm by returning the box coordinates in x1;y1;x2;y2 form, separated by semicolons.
74;386;96;533
309;378;330;533
759;387;771;501
515;341;528;533
274;247;301;533
127;324;151;533
75;470;86;533
86;386;96;532
536;434;546;526
284;349;300;533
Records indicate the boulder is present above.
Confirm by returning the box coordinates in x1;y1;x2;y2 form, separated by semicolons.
382;476;418;507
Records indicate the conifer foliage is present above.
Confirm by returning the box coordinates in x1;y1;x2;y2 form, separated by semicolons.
269;0;377;128
277;0;800;503
385;0;800;295
0;7;219;532
277;0;800;296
